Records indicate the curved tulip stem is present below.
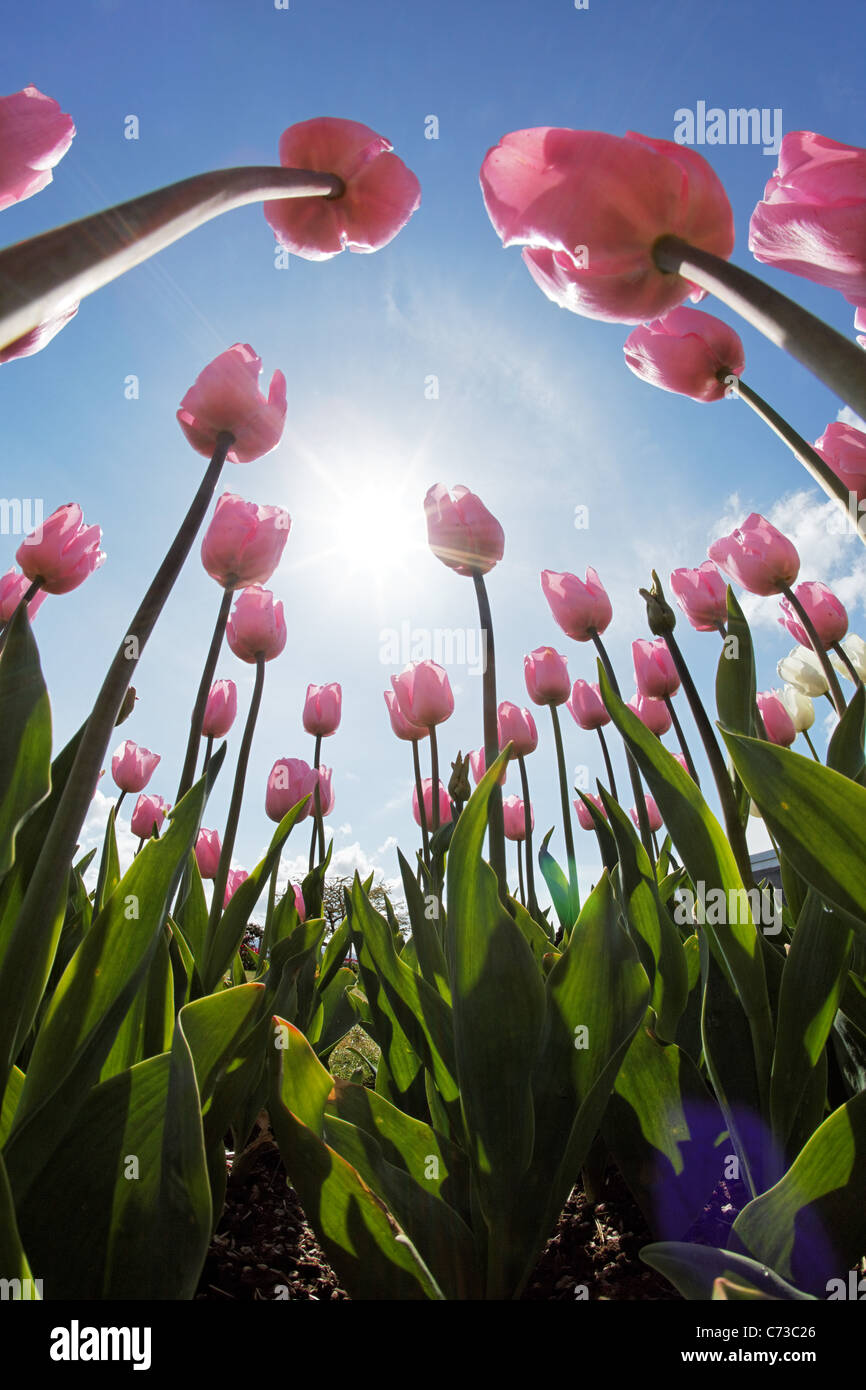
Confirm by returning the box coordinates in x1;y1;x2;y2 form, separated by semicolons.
471;572;507;898
0;579;41;649
0;166;345;352
177;586;233;802
716;622;728;640
780;585;847;717
596;726;618;801
802;729;821;762
115;789;126;815
591;631;653;860
664;696;700;785
203;735;214;776
0;433;232;1079
652;235;866;421
733;377;857;528
209;653;266;941
428;726;441;836
517;754;540;920
832;640;863;687
261;854;281;966
549;704;580;899
651;829;661;863
412;739;431;868
309;734;324;873
661;628;755;889
517;840;526;906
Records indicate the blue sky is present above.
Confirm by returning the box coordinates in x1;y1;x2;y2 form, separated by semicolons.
2;0;865;904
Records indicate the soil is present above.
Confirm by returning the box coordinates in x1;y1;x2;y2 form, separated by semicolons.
195;1126;746;1302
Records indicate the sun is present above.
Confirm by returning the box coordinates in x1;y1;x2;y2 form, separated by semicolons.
328;481;422;580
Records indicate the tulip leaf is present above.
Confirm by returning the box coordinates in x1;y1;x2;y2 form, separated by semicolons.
731;1091;866;1295
641;1241;815;1301
0;607;52;881
398;849;451;1001
714;586;758;821
770;890;852;1158
268;1019;443;1300
0;1149;40;1297
720;728;866;929
446;753;546;1234
538;828;572;934
826;682;866;783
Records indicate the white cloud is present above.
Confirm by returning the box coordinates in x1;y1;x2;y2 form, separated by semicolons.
79;790;139;886
837;405;866;431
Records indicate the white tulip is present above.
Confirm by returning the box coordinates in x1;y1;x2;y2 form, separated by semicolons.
830;633;866;682
749;799;763;820
777;646;829;697
781;684;814;732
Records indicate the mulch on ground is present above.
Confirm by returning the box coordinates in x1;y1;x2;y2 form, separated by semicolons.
195;1127;745;1302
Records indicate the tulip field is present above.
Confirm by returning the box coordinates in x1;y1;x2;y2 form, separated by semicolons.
1;2;866;1355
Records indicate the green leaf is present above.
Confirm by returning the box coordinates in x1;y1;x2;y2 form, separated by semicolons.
0;607;51;880
732;1091;866;1295
715;586;758;821
398;848;450;1000
641;1241;815;1301
268;1020;443;1300
538;828;572;935
0;1149;40;1298
826;682;866;783
721;729;866;928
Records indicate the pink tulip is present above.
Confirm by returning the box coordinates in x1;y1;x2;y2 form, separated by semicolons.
673;752;693;778
779;581;848;648
303;682;342;737
524;647;571;706
391;661;454;728
0;567;47;622
575;793;607;831
200;492;291;589
202;679;238;739
813;421;866;505
480;128;734;323
226;585;286;663
748;132;866;307
383;689;429;742
316;765;335;816
264;117;421;260
633;638;680;699
567;679;610;731
412;778;452;828
111;740;160;794
541;568;612;641
16;502;104;595
856;306;866;349
757;690;797;748
708;513;800;597
292;884;306;921
631;797;663;834
0;300;78;365
503;794;533;841
497;701;538;757
623;306;745;402
266;757;318;822
130;792;170;840
224;867;249;907
177;343;287;464
469;748;507;787
628;692;672;737
670;561;728;631
424;483;505;576
194;827;222;880
0;85;75;211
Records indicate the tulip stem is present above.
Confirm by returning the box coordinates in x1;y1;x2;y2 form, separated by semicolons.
208;653;266;943
549;704;581;900
0;433;232;1080
203;735;214;776
115;789;126;815
832;640;863;687
661;628;755;889
261;855;281;966
802;730;821;762
596;726;618;801
517;754;541;921
664;697;700;785
412;739;431;868
177;586;233;802
0;167;345;352
732;377;858;529
779;585;847;717
517;840;526;906
652;235;866;421
472;572;507;899
309;734;324;872
429;726;441;836
591;632;654;860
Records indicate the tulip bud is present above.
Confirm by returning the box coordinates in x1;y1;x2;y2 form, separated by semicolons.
638;570;677;636
114;686;137;726
448;751;472;805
